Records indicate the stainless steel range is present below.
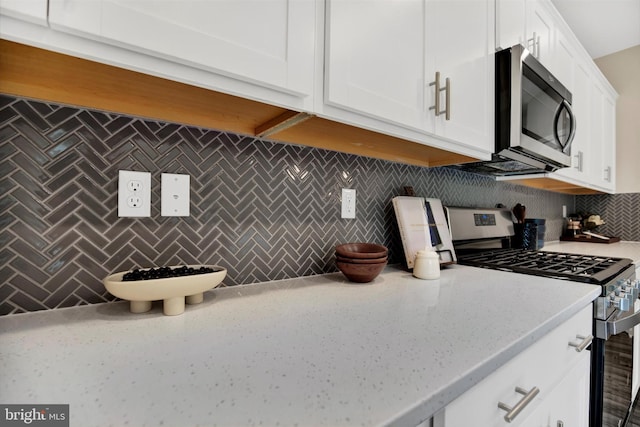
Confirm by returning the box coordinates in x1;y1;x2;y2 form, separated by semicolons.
446;206;640;427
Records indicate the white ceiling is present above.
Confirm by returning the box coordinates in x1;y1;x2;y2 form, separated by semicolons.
551;0;640;59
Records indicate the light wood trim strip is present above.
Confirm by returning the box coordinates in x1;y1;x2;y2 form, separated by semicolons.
0;39;286;135
255;111;313;138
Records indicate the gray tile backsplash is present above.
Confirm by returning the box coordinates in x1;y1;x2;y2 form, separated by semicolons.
576;193;640;241
1;94;578;315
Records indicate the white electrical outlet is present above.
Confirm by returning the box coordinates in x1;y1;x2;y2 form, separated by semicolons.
562;205;567;218
161;173;190;217
118;170;151;217
341;188;356;219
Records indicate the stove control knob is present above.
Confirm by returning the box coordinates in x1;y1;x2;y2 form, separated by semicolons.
626;280;640;299
610;295;631;312
624;289;638;304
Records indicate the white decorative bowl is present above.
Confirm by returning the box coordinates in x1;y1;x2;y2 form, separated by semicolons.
103;265;227;316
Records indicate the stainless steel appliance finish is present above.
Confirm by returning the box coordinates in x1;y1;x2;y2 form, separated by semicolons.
445;206;639;427
450;44;576;177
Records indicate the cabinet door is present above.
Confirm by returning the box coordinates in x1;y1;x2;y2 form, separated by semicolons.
599;89;616;192
525;0;555;64
325;0;426;130
558;58;591;182
590;81;616;192
518;354;590;427
425;0;493;153
0;0;47;25
444;305;592;427
49;0;315;99
496;0;525;50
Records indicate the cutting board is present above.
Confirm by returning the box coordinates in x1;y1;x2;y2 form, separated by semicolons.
392;196;456;268
560;234;621;244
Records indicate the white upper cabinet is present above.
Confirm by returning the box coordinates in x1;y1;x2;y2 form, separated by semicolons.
497;0;618;193
48;0;316;110
554;56;591;183
524;0;555;64
324;0;427;131
496;0;525;50
591;82;616;192
496;0;554;64
324;0;494;158
425;0;493;151
0;0;47;26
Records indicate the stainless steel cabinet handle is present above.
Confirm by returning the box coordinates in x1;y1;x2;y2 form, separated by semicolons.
429;71;441;116
429;72;450;120
604;166;612;182
497;386;540;422
568;334;593;352
574;151;583;172
444;77;451;121
528;32;539;57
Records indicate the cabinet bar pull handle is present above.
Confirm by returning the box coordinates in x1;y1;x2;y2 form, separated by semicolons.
574;151;583;172
569;334;593;352
497;386;540;423
444;77;451;121
528;32;536;56
429;72;441;116
429;72;449;119
604;166;612;182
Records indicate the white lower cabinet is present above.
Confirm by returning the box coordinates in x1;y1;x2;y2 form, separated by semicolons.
517;354;590;427
443;304;592;427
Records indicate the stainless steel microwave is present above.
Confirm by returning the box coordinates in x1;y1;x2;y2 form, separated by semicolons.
450;44;576;177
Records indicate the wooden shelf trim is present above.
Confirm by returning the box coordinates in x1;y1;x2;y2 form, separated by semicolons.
0;39;480;169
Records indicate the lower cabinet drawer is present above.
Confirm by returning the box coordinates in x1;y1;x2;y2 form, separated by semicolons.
444;304;592;427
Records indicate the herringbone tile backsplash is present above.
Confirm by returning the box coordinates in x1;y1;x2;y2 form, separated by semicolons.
576;193;640;241
1;94;576;315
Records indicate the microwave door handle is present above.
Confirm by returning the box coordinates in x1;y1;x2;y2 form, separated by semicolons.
565;101;577;152
553;100;576;153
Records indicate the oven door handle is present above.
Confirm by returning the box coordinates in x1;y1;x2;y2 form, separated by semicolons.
596;306;640;340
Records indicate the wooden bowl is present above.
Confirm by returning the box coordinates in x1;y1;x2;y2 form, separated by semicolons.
335;243;388;259
336;255;388;264
336;260;387;283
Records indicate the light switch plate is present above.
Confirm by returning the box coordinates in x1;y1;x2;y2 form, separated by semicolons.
118;170;151;217
161;173;190;217
341;188;356;219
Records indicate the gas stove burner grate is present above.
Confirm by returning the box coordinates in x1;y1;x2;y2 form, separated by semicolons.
457;249;632;284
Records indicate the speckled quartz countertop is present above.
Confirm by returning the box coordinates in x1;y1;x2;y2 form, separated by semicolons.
543;240;640;265
0;265;600;427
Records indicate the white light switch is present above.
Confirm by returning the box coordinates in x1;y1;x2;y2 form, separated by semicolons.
161;173;190;217
341;188;356;219
118;170;151;217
